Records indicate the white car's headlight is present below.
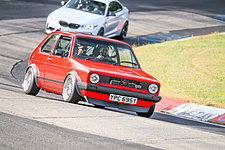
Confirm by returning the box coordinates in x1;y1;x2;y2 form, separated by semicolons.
148;84;159;94
89;73;100;84
83;25;98;30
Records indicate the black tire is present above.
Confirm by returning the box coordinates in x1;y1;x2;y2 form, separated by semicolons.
23;68;40;96
94;105;105;108
118;21;128;40
62;75;80;103
136;103;155;118
97;27;104;36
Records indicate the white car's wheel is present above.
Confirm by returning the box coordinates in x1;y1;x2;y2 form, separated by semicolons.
118;21;128;40
23;68;40;95
63;75;80;103
97;27;104;36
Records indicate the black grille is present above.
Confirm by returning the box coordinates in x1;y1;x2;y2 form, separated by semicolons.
59;20;80;29
69;23;80;29
110;77;141;88
59;20;68;27
99;75;149;91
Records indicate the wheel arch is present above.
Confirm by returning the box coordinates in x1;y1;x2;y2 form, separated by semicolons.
25;64;39;87
64;70;82;97
97;26;104;36
122;20;129;31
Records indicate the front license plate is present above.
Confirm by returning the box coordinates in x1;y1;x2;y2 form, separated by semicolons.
109;94;137;104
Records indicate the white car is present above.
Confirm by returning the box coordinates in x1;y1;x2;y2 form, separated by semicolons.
46;0;129;39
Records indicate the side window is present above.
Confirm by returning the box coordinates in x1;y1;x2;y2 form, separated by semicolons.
41;34;59;54
53;36;72;57
118;47;138;68
108;2;122;12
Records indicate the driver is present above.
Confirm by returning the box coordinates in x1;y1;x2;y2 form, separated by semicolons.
77;44;88;56
97;47;109;59
76;0;87;10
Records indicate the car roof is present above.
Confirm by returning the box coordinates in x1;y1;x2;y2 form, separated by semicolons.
52;31;131;47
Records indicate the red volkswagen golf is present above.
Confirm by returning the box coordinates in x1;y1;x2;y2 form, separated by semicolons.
23;31;161;117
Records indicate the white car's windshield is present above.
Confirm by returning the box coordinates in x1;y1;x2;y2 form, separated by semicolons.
66;0;106;15
73;37;140;69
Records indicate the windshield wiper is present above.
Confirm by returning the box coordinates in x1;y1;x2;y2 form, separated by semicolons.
113;61;138;66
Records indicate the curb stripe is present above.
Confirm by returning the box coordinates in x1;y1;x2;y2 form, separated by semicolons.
156;97;225;125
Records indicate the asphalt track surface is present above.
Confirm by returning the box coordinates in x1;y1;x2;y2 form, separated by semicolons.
1;0;225;45
0;0;225;150
1;112;158;150
1;0;225;19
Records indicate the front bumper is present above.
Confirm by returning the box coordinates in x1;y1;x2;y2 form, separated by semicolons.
77;82;161;103
87;97;152;113
46;21;99;35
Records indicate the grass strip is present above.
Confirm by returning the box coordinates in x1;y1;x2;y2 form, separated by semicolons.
134;33;225;109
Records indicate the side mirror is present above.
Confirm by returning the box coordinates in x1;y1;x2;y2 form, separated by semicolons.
61;1;66;6
107;11;116;16
55;49;65;57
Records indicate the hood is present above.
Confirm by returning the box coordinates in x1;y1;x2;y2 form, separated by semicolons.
51;6;105;25
72;58;160;84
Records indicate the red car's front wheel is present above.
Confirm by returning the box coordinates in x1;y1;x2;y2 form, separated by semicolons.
63;75;80;103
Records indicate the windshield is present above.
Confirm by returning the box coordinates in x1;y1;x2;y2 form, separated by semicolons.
73;37;140;69
66;0;106;15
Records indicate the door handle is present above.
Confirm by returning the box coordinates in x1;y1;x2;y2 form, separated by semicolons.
47;58;52;61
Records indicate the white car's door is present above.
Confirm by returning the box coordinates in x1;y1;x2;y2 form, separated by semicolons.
104;1;124;36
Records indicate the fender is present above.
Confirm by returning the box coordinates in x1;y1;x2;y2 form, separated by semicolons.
25;64;39;87
64;70;82;97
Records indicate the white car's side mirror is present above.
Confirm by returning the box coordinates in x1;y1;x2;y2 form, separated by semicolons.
61;1;66;6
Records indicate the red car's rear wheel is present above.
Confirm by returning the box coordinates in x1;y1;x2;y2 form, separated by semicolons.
23;68;40;95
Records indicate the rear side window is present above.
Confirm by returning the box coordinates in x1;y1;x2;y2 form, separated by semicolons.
53;36;72;57
108;2;122;12
40;34;59;54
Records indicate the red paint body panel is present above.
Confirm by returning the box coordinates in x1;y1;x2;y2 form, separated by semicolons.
28;31;161;108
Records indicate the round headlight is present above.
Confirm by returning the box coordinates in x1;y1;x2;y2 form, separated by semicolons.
89;73;100;84
148;84;159;94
